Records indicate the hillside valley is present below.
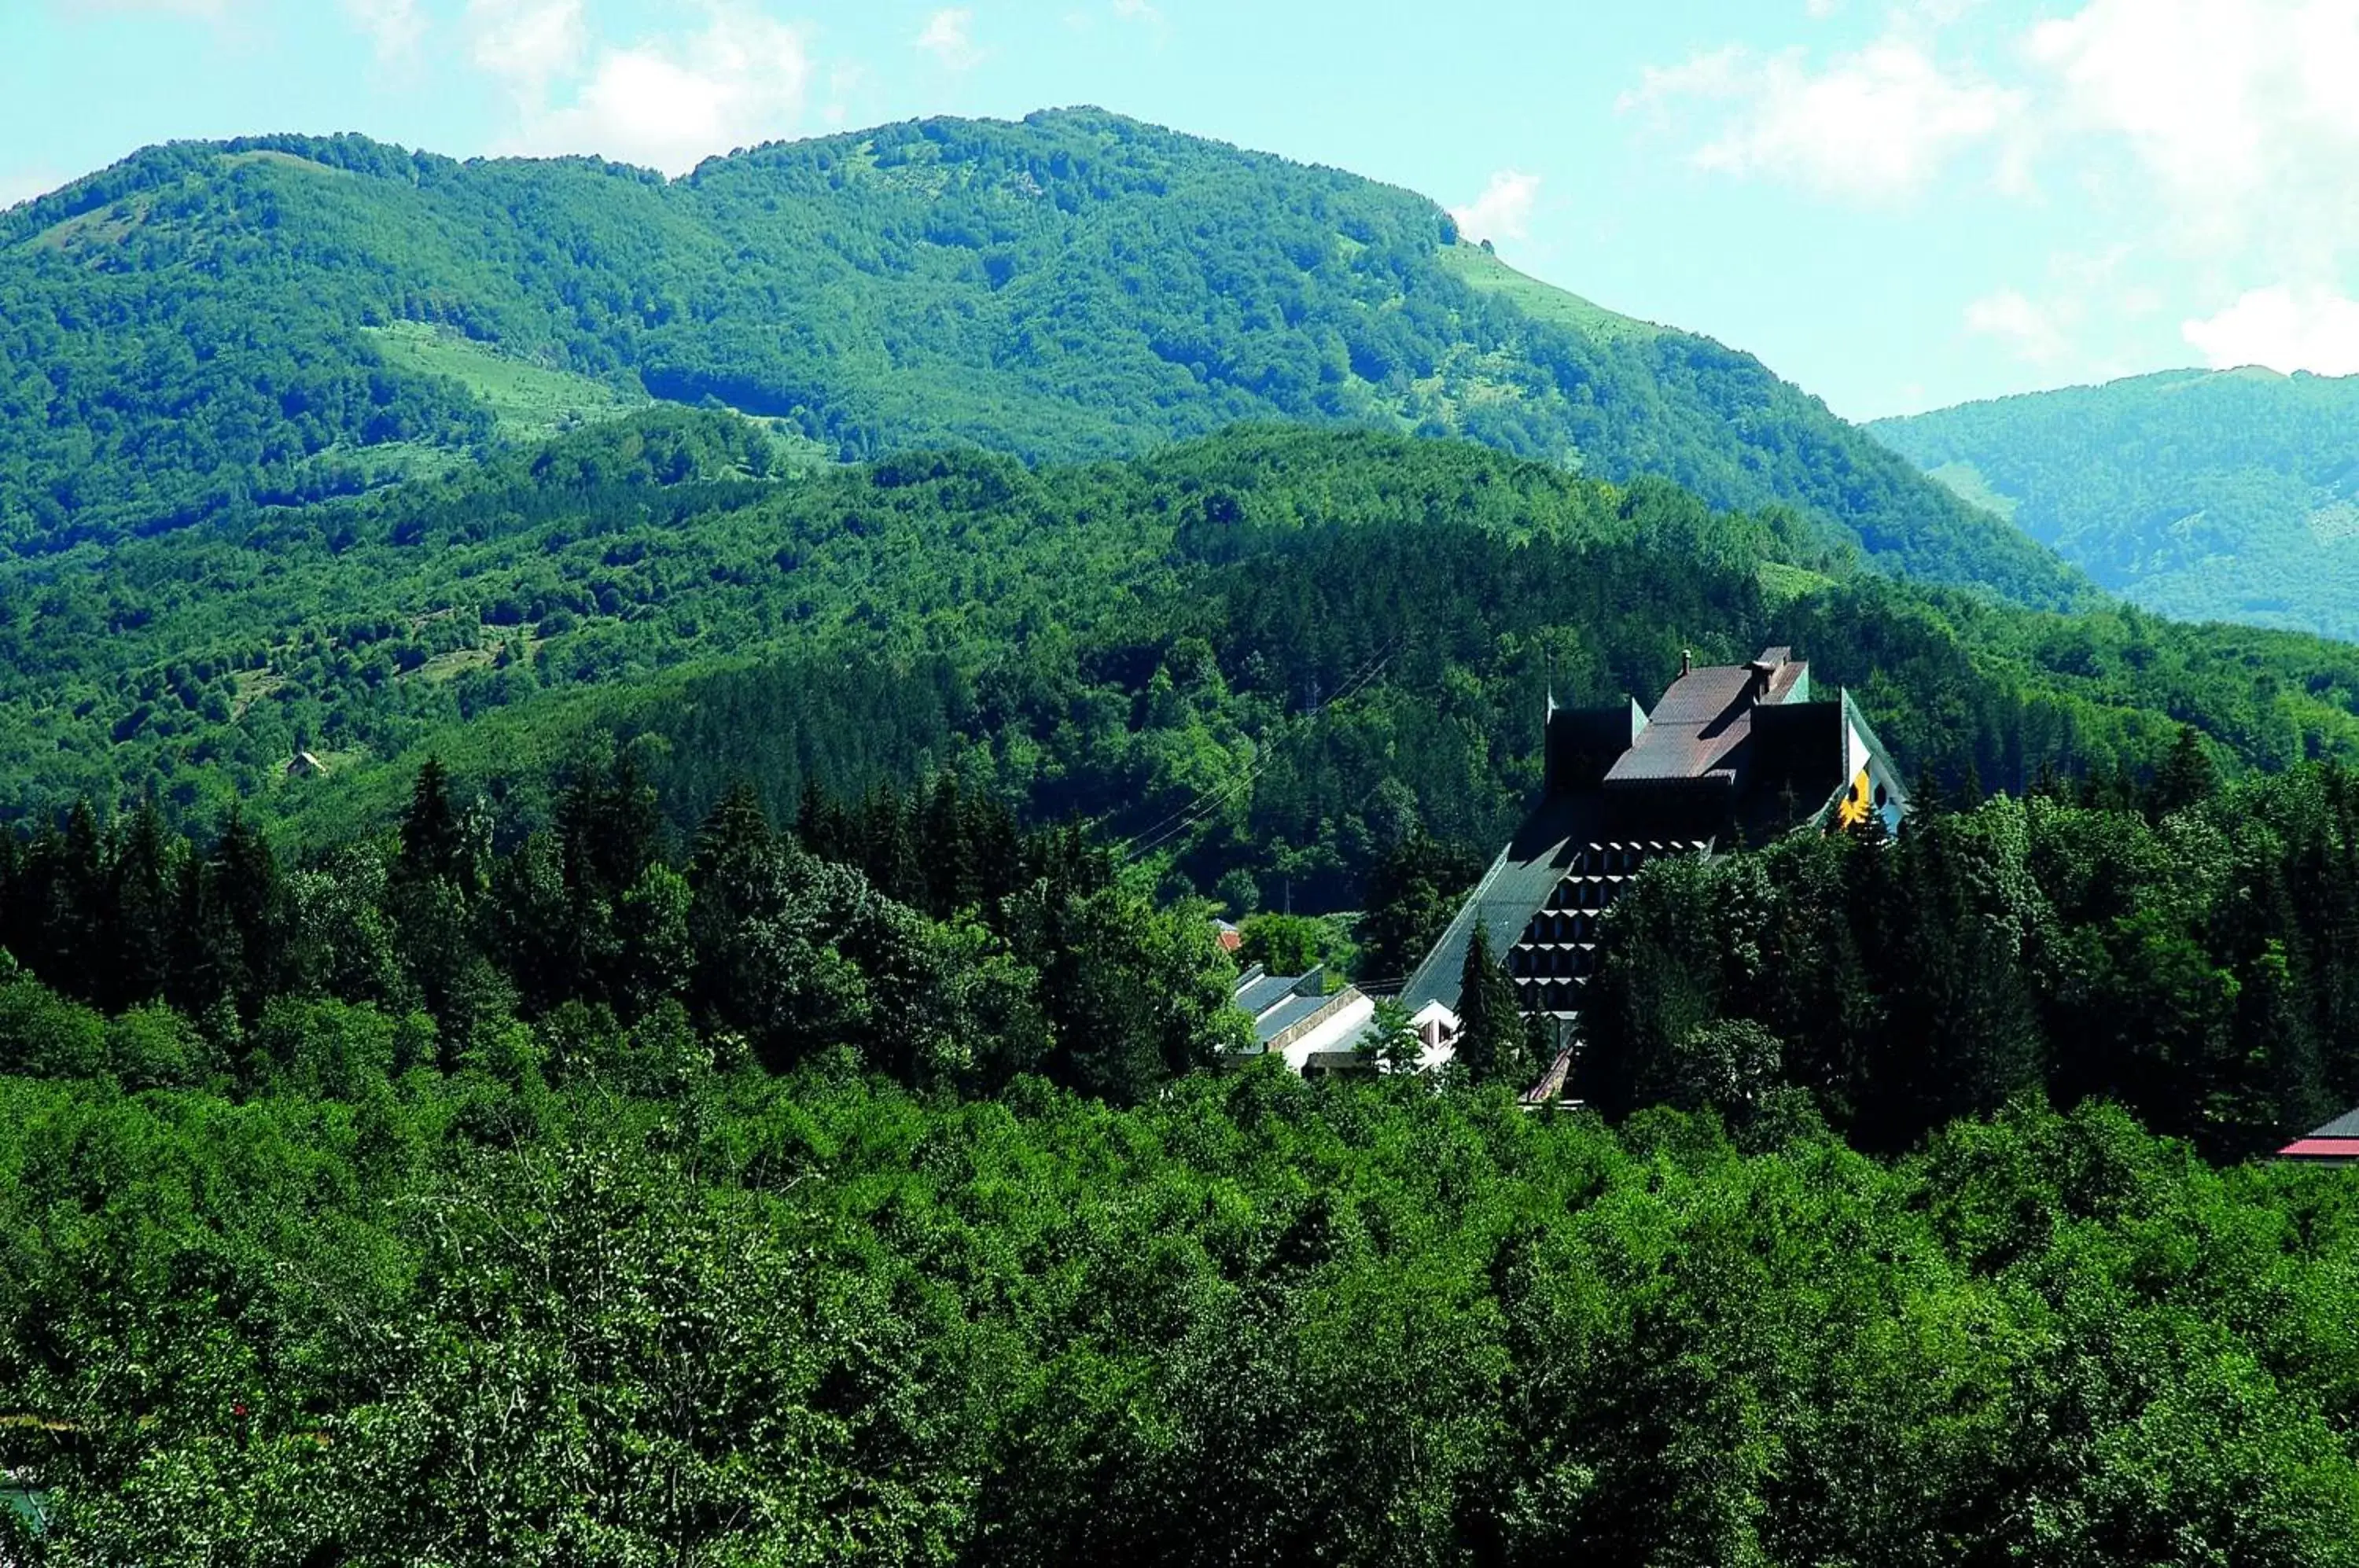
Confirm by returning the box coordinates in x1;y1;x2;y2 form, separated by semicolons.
1872;367;2359;638
6;410;2356;898
10;94;2359;1568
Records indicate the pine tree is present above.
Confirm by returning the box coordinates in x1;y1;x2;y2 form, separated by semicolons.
558;751;664;904
34;802;109;1001
2148;725;2218;819
105;801;182;1010
921;771;980;916
1455;922;1529;1087
194;808;284;1016
396;757;467;888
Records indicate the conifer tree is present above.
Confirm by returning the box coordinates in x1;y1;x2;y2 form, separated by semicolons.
396;757;467;888
922;771;980;915
1455;923;1529;1087
2149;725;2219;819
194;808;283;1015
105;801;181;1011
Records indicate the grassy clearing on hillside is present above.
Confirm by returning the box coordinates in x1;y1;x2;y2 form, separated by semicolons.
1757;560;1837;605
366;321;646;440
1437;241;1664;345
1924;459;2020;522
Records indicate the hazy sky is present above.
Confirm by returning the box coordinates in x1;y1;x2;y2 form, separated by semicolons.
6;0;2357;419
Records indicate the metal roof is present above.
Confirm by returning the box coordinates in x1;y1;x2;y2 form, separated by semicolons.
1235;973;1306;1019
2306;1105;2359;1139
2275;1104;2359;1158
1602;657;1809;786
1253;992;1334;1045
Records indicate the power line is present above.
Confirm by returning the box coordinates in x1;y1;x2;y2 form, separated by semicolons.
1118;636;1404;863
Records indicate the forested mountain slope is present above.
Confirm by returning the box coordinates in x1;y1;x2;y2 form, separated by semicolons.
0;110;2078;603
1871;367;2359;636
3;412;2348;915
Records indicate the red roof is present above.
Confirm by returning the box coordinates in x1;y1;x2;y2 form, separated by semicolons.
2278;1137;2359;1161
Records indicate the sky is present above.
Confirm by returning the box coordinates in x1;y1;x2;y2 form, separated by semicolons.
5;0;2358;420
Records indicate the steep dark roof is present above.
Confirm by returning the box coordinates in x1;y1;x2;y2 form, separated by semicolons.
1605;666;1755;785
1408;649;1905;1022
1603;657;1811;787
1400;792;1603;1015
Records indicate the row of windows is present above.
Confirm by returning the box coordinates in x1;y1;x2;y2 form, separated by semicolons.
1524;911;1601;944
1546;880;1615;911
1567;840;1706;876
1514;979;1584;1012
1512;946;1596;980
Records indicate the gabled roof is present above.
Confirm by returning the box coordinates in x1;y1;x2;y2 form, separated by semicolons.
2280;1105;2359;1161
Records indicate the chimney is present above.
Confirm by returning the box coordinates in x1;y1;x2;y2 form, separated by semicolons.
1680;649;1693;677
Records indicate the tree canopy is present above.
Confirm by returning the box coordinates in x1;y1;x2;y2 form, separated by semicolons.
0;113;2077;603
1873;366;2359;637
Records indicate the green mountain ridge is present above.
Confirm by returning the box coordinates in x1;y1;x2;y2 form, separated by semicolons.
0;109;2079;605
1870;366;2359;637
8;411;2349;916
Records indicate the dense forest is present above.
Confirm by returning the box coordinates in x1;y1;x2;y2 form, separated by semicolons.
6;978;2359;1561
1871;366;2359;637
1582;749;2359;1161
0;111;2074;602
5;413;2357;920
0;738;2357;1559
13;102;2359;1567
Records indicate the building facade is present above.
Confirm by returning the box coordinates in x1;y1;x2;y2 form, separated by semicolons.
1397;647;1909;1090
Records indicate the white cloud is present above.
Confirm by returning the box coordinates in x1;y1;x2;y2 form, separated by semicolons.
1624;35;2023;200
1450;170;1541;245
820;61;866;127
2026;0;2359;262
1966;288;2072;365
483;2;812;176
1063;1;1163;39
342;0;425;60
2029;1;2272;200
2183;286;2359;376
915;8;982;71
468;0;586;98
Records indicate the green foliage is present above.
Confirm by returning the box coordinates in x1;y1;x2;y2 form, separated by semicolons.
0;753;1240;1112
1;115;2074;606
1357;996;1426;1074
0;418;2346;918
2;1062;2358;1563
1454;923;1532;1087
1873;366;2359;636
1235;913;1351;977
1581;760;2359;1158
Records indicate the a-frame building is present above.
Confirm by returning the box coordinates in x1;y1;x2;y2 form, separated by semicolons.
1397;646;1908;1094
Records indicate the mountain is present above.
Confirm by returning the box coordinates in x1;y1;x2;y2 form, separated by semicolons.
0;109;2080;605
1871;367;2359;638
4;411;2345;907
